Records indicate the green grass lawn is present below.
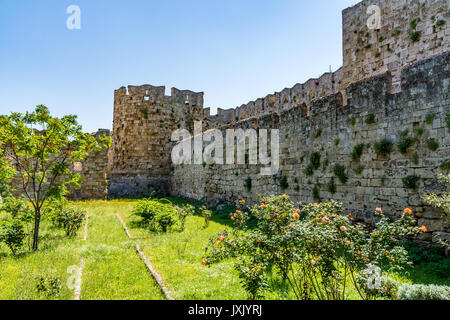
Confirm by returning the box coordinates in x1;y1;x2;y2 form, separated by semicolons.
0;198;448;300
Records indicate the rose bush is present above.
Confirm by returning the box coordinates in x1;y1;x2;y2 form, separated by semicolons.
203;195;424;300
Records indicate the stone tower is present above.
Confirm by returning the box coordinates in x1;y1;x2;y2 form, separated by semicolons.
109;85;203;198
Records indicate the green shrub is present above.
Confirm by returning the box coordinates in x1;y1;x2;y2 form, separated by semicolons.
132;198;177;232
334;138;340;146
374;138;393;157
312;184;320;200
155;211;177;232
322;158;329;170
294;185;300;192
334;164;348;184
314;129;322;139
402;175;420;190
304;165;314;177
410;31;421;42
204;196;422;300
352;143;365;161
353;165;365;175
412;153;419;165
425;114;435;125
426;138;439;151
35;275;62;298
397;283;450;300
310;152;321;171
280;176;289;190
327;178;336;194
365;114;376;125
398;136;416;154
47;198;86;237
245;177;252;191
350;117;356;126
0;221;26;256
436;19;446;27
441;162;450;172
413;127;424;137
200;206;212;228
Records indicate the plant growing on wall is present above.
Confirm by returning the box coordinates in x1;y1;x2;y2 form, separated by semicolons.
0;106;104;251
310;152;321;171
446;114;450;133
350;117;356;126
333;164;348;184
412;153;420;165
327;177;336;194
280;176;289;190
244;177;252;191
374;138;394;158
351;143;365;161
425;114;435;125
365;114;376;125
353;165;365;175
312;184;320;200
398;133;417;155
402;175;420;191
334;138;340;146
314;129;322;139
426;139;439;152
304;165;314;177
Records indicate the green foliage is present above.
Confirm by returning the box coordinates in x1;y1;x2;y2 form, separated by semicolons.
304;165;314;177
353;165;365;175
398;136;416;154
334;138;340;146
200;206;212;228
0;156;15;197
413;127;424;137
374;138;394;158
310;152;321;171
0;105;101;251
425;113;435;125
204;196;422;300
294;185;300;192
410;31;421;42
441;162;450;172
350;117;356;126
244;177;252;191
392;29;402;37
175;206;192;231
314;129;322;139
333;164;348;184
412;153;419;165
327;178;336;194
351;143;365;161
312;184;320;200
422;174;450;218
35;275;62;298
0;221;26;256
436;19;446;27
410;18;420;30
397;283;450;300
402;175;420;190
46;198;85;237
322;158;329;170
365;114;376;125
280;176;289;190
426;138;439;151
132;198;178;232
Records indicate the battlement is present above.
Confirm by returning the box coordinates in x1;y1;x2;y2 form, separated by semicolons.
114;84;204;109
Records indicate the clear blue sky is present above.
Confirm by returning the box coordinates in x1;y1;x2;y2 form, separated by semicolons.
0;0;360;132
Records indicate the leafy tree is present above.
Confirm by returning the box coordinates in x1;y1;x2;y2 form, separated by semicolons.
0;105;107;251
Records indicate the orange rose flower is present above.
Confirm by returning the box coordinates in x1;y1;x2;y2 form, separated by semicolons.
404;208;413;215
219;235;226;242
201;259;207;265
340;226;347;232
293;213;300;220
420;225;427;233
239;200;246;204
321;216;329;223
260;204;266;209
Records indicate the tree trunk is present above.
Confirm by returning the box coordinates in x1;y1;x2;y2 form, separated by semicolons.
32;207;41;251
